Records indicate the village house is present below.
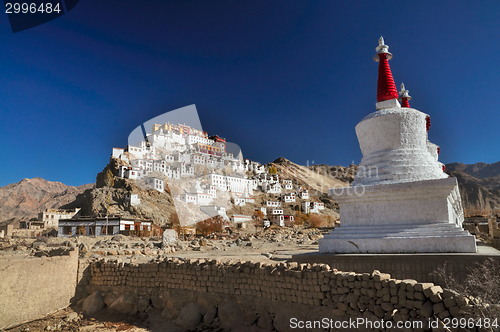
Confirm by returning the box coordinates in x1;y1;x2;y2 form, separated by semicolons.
231;214;253;228
302;201;325;214
208;173;254;194
234;197;246;206
58;216;152;237
38;208;81;228
282;179;293;190
267;201;281;208
298;189;309;199
179;181;214;205
282;192;296;203
263;182;282;194
200;206;229;221
125;194;141;207
271;214;285;227
284;215;295;224
260;207;267;216
143;176;164;193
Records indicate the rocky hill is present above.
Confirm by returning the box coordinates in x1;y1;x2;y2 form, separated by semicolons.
0;178;93;223
269;157;351;193
446;162;500;212
61;157;178;226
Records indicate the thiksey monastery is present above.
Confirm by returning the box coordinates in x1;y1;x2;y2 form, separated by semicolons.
110;121;324;228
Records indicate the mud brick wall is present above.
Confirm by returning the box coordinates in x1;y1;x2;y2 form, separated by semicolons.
87;258;478;324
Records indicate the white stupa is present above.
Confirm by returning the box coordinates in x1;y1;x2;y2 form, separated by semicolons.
319;37;476;253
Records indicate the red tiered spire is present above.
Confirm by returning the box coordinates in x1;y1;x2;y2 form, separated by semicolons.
374;37;399;102
398;82;412;108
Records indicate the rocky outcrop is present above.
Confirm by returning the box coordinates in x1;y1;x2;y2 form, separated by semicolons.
60;158;177;227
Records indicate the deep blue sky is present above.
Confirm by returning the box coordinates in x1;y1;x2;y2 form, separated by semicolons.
1;1;499;187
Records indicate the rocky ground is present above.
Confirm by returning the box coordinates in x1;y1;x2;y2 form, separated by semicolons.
0;226;327;262
0;226;330;332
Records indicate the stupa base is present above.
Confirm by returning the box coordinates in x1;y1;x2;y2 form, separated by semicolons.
318;223;476;253
322;177;477;253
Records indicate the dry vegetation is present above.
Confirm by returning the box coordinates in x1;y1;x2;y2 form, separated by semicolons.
434;259;500;331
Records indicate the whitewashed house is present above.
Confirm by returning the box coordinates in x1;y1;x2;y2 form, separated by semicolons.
271;214;285;227
267;201;281;208
200;206;229;221
302;201;325;214
164;154;175;163
173;151;191;163
125;194;141;207
179;181;213;205
144;177;164;193
127;167;143;180
263;182;281;194
282;180;293;190
180;163;194;177
126;145;144;159
282;192;296;203
193;154;205;165
112;148;124;159
298;189;309;199
234;197;246;206
208;173;254;194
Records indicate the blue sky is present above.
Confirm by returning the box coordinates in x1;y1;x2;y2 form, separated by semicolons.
1;1;499;187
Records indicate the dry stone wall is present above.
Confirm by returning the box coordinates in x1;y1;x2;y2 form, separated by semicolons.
86;258;480;331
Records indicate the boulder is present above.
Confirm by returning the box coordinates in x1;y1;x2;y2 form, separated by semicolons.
137;298;150;312
162;229;178;248
103;292;118;307
82;291;105;315
151;294;164;310
175;302;202;328
218;300;246;329
32;241;46;249
257;314;274;331
111;234;126;242
203;306;217;325
109;294;137;315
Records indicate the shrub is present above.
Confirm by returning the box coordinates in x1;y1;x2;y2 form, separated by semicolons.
434;258;500;328
308;214;325;228
196;216;224;236
294;211;305;225
253;210;265;227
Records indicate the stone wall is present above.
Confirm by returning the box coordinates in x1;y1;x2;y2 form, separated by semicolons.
0;249;78;329
84;258;480;331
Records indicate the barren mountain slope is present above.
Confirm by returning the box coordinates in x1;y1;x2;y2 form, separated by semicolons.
269;157;351;194
0;178;93;223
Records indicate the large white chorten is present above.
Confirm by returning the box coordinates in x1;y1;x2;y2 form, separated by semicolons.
319;37;476;254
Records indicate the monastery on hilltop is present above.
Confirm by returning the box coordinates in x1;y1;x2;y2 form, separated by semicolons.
110;121;323;227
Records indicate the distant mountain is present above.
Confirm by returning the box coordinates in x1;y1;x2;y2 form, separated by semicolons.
0;178;93;223
445;162;500;212
305;159;500;213
446;161;500;180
